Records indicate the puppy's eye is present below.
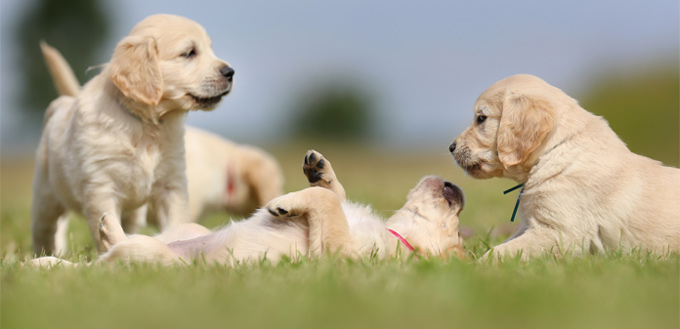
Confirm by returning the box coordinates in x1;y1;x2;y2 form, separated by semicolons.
476;115;487;124
181;49;197;59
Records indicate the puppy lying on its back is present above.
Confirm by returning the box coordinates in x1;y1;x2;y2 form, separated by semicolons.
32;150;466;267
33;14;234;255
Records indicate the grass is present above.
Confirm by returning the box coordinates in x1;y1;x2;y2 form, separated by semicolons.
2;144;679;329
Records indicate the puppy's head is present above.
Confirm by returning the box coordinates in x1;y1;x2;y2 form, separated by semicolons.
450;74;558;179
390;176;465;258
109;14;233;122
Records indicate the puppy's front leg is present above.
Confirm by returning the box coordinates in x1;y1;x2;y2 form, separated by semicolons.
483;225;560;261
302;150;346;202
31;187;66;256
150;178;190;230
83;192;122;253
266;187;352;257
150;150;191;229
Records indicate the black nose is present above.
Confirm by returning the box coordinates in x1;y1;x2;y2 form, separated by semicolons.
449;142;456;153
220;66;234;81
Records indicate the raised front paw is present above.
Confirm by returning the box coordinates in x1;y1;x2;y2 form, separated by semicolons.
301;150;346;201
266;193;301;218
303;150;328;184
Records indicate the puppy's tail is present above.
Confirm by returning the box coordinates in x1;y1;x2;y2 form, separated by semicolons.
40;41;80;97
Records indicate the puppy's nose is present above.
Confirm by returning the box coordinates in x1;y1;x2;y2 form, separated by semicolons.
220;66;235;82
449;142;456;153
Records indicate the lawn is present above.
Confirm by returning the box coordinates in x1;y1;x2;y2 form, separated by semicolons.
2;144;678;329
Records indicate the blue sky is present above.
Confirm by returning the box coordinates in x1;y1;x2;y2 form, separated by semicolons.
1;0;678;153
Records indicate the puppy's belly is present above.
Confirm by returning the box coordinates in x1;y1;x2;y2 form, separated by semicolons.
166;235;214;259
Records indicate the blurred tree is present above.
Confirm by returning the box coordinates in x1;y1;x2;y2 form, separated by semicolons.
14;0;111;120
579;62;679;167
290;79;376;141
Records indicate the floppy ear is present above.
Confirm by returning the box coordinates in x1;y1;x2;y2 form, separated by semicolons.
496;95;555;168
109;36;163;105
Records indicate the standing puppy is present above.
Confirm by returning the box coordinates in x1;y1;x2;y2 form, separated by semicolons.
33;14;234;255
450;74;679;259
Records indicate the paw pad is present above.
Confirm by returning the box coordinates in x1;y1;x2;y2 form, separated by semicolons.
268;207;292;217
303;150;326;184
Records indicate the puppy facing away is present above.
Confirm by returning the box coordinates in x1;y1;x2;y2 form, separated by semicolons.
31;150;466;267
450;74;680;259
182;126;284;220
141;126;284;226
33;14;234;255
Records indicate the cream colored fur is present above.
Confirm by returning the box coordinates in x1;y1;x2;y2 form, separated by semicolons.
140;126;284;226
183;126;284;220
450;74;680;260
31;150;466;267
32;14;234;255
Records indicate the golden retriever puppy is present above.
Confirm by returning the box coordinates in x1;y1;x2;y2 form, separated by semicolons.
40;44;278;228
183;126;284;220
31;150;465;267
140;127;284;226
450;74;680;259
33;14;234;255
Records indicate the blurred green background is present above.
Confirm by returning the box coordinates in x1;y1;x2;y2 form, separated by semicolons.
579;63;679;166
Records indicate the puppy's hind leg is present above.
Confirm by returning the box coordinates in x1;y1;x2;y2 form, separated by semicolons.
266;187;352;257
83;193;125;253
29;256;77;268
31;183;66;256
54;214;70;256
97;235;182;266
303;150;346;202
99;213;128;251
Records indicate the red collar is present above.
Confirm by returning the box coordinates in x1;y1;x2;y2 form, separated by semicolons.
225;164;236;198
387;229;421;258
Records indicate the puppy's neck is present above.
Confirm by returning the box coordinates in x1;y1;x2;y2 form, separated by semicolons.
503;138;566;183
386;209;461;258
502;166;531;183
114;89;162;124
99;71;175;125
503;106;599;183
385;209;426;246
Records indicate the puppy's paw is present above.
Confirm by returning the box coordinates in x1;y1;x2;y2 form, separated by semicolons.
266;193;306;218
303;150;331;185
302;150;346;201
99;213;127;251
28;256;76;268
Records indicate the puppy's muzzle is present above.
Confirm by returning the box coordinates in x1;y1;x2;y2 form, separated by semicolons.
443;181;464;209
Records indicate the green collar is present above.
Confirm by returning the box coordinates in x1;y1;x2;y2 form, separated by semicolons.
503;184;525;222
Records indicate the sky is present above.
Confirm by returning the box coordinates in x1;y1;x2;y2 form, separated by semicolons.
1;0;678;154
